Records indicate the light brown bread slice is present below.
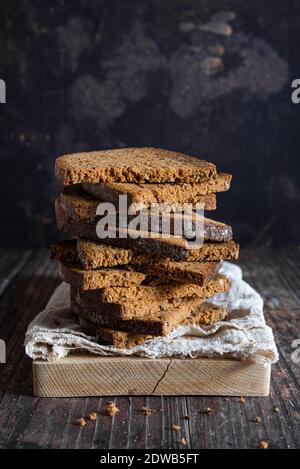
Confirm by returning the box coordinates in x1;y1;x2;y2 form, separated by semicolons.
82;172;231;209
51;240;222;287
73;274;229;320
77;239;136;268
58;261;148;289
96;274;230;303
72;293;228;336
55;199;239;261
60;185;217;220
55;147;216;185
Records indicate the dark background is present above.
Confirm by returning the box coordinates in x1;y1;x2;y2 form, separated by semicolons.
0;0;299;248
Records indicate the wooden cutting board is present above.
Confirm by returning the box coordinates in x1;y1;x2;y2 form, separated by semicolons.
32;355;271;397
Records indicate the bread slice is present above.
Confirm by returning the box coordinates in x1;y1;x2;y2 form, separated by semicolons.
51;241;222;287
73;274;229;320
50;239;78;264
75;239;237;270
55;147;216;185
82;172;231;209
59;188;233;242
78;301;227;348
95;274;230;303
55;199;239;261
78;317;153;348
58;261;148;289
60;185;217;220
72;290;227;335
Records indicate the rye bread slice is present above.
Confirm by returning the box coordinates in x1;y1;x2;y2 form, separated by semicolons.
60;186;233;241
51;240;222;287
55;147;216;185
95;274;230;304
78;302;227;347
50;239;78;264
60;185;217;219
59;188;234;242
58;261;148;289
73;274;229;320
76;239;237;270
55;199;239;261
72;290;227;335
82;172;231;209
78;317;153;348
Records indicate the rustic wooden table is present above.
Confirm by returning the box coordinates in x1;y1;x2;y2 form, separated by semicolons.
0;249;299;449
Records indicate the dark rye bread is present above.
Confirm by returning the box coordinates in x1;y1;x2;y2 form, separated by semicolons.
60;185;217;219
78;317;154;348
78;301;226;348
55;147;216;185
58;261;148;289
72;289;227;335
73;275;229;320
76;239;236;270
55;199;239;261
52;241;222;287
59;189;233;242
82;172;231;209
94;274;230;304
74;289;192;320
50;239;78;264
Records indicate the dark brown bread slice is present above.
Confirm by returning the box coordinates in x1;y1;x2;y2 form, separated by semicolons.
82;172;231;209
51;240;222;287
60;185;217;220
55;147;216;185
56;198;239;261
56;197;191;260
76;239;237;271
78;301;226;347
72;290;227;335
50;239;78;263
78;317;153;348
60;186;233;242
58;261;148;289
96;274;230;303
73;274;229;320
59;189;233;242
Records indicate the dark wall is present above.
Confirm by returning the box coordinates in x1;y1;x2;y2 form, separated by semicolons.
1;0;300;248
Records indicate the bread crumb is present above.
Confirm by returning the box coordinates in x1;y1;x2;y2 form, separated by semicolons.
182;415;192;420
225;397;230;402
106;402;119;417
203;407;213;415
181;437;187;445
89;412;97;421
172;424;181;432
273;406;279;413
260;441;269;449
75;418;86;427
240;397;246;404
255;416;261;424
140;406;156;416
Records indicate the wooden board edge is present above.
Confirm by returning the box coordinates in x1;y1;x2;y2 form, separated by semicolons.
32;355;271;398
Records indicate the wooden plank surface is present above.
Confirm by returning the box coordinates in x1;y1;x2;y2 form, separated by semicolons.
0;248;299;449
33;355;271;398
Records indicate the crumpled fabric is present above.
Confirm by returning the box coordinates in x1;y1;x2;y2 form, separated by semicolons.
25;262;278;365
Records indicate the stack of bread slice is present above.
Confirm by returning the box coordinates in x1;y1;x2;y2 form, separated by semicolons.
51;148;239;348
